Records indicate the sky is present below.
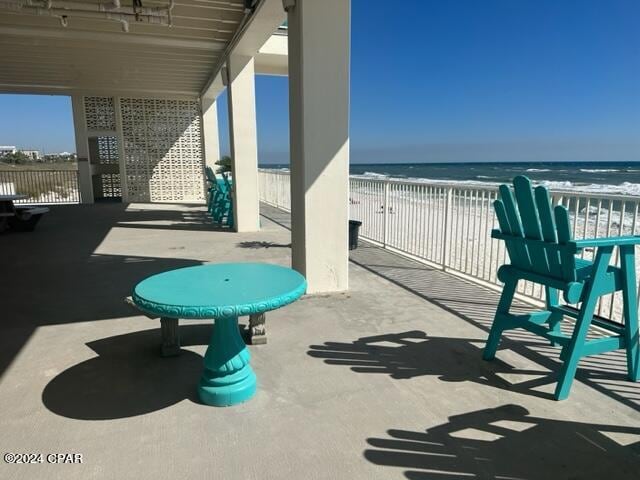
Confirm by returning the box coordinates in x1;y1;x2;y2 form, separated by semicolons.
0;95;75;154
1;0;638;162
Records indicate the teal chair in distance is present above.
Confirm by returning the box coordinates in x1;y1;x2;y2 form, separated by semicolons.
220;172;234;228
204;167;233;227
204;166;218;215
484;175;640;400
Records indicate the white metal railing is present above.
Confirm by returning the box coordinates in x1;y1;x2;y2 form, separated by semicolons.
259;168;640;323
0;169;80;204
259;169;291;211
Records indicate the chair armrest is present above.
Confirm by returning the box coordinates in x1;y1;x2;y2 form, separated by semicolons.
491;229;579;254
573;236;640;249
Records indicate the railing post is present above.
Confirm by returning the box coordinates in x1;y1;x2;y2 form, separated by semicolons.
383;180;390;247
441;187;453;269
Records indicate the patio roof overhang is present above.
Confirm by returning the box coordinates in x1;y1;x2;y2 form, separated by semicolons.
0;0;285;97
1;0;350;295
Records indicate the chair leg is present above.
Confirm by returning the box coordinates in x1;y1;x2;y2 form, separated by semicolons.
545;286;563;347
620;245;640;382
207;189;214;213
483;277;517;361
555;308;595;400
226;200;234;228
555;246;613;400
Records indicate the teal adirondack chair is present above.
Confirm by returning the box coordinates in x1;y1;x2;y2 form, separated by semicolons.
205;166;218;213
220;173;234;228
204;167;233;227
484;175;640;400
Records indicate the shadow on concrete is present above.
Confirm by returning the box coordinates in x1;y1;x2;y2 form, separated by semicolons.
347;242;640;411
261;203;640;409
0;203;207;380
42;324;214;419
308;331;554;399
259;207;292;230
115;207;232;233
237;241;291;249
364;403;640;479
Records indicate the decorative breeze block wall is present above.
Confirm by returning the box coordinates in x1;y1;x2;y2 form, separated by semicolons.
97;136;121;198
120;98;205;203
84;96;116;132
97;136;119;165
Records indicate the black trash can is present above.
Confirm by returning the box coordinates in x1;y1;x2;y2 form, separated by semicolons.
349;220;362;250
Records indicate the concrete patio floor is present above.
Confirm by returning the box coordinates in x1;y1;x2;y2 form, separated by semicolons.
1;202;639;480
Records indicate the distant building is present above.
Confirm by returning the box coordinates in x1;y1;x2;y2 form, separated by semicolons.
21;149;41;160
0;146;17;156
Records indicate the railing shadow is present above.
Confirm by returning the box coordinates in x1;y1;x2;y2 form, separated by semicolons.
259;205;292;230
364;404;640;479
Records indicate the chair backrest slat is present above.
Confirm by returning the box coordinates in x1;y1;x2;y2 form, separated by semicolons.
205;166;216;183
498;184;532;269
534;186;562;276
554;205;576;282
512;176;550;275
221;173;232;196
494;199;521;265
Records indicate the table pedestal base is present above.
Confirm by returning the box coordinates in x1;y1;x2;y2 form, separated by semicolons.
198;317;256;406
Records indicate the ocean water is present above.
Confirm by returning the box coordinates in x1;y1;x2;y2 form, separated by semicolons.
261;161;640;196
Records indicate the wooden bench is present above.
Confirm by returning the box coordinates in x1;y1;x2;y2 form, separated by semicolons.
8;206;49;231
0;195;49;232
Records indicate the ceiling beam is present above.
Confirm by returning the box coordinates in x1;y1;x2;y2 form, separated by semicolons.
0;84;200;98
0;25;227;51
200;0;285;98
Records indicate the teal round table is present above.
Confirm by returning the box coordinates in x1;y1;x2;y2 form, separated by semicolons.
132;263;306;407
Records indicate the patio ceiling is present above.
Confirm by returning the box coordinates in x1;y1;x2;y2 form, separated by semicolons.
0;0;252;97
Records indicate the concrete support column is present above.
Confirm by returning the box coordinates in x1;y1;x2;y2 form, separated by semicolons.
202;96;221;171
71;95;94;204
226;56;260;232
286;0;351;293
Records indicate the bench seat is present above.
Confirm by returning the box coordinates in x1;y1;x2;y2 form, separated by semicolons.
8;206;49;231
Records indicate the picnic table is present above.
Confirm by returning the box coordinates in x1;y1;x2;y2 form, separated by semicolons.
132;263;307;406
0;194;48;232
0;193;27;210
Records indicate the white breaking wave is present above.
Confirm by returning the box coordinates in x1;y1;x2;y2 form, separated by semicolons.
362;171;389;178
266;167;640;196
525;168;551;172
539;180;640;196
353;174;494;187
579;169;619;173
353;174;640;196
